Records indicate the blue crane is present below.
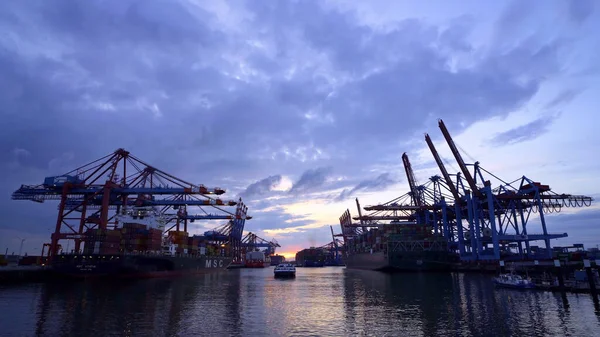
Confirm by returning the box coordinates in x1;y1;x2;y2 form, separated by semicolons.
339;119;594;265
242;232;280;256
433;119;592;260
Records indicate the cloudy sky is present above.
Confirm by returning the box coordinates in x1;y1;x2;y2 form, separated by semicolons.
1;0;599;258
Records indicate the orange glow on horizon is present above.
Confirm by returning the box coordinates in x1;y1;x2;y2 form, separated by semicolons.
275;250;299;260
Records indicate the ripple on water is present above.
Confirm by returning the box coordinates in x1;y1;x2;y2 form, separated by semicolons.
1;268;599;336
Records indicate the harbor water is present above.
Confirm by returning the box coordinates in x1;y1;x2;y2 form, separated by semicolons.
1;267;599;336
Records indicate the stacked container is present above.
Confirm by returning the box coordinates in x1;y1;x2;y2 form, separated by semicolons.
205;245;215;256
84;229;122;254
168;231;189;254
187;236;200;255
295;248;325;266
387;224;433;241
147;228;163;251
121;223;148;252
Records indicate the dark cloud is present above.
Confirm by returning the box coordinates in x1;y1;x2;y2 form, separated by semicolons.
289;167;332;194
238;175;282;198
0;1;226;175
0;0;571;183
544;89;583;109
535;206;600;248
566;0;594;24
489;115;559;146
248;205;313;233
335;173;397;202
0;0;595;253
547;207;600;227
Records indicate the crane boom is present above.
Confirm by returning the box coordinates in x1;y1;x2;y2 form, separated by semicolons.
355;198;367;232
424;133;462;203
402;153;422;206
438;119;483;198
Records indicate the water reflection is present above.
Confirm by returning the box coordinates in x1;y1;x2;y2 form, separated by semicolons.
341;270;600;337
29;273;242;336
0;268;599;336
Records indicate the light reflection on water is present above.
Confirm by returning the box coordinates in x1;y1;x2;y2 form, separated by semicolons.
0;267;599;336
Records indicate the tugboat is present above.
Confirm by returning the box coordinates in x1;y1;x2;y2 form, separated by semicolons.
274;263;296;278
493;273;536;289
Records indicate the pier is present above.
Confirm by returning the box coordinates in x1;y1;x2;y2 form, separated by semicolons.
0;265;51;283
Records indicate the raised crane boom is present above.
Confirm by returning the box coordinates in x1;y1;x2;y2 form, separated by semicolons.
402;153;423;206
438;119;483;198
424;133;462;203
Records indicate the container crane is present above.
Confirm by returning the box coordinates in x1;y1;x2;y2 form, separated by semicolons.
425;133;470;258
432;119;593;260
242;232;281;256
11;148;251;258
402;153;424;207
317;239;345;266
338;118;594;266
327;225;344;265
349;152;459;261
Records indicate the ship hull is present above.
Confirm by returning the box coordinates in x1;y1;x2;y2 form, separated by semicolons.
298;261;325;267
493;281;536;290
387;250;459;272
274;271;295;278
344;251;389;271
345;251;459;272
51;254;232;279
244;261;270;268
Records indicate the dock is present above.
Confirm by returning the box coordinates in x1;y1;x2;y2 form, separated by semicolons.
0;265;52;284
496;258;600;294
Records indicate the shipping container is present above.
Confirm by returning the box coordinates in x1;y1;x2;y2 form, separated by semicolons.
295;248;325;267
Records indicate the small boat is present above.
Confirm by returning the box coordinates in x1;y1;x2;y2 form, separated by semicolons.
274;263;296;278
494;273;536;289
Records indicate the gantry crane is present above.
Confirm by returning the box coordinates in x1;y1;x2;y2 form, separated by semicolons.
241;232;280;257
339;119;594;263
322;225;344;265
422;119;593;260
11;148;251;259
344;152;457;258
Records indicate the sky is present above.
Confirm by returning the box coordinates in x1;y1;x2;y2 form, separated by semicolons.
1;0;600;259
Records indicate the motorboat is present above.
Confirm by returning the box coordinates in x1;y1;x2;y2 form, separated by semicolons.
274;263;296;278
494;273;535;289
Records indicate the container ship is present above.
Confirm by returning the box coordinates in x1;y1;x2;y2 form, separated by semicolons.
343;222;460;271
270;254;286;266
50;207;232;278
244;251;271;268
295;247;326;267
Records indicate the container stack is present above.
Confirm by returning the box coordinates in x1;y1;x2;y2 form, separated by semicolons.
168;231;189;254
147;228;163;251
205;245;217;256
346;228;381;253
121;223;148;252
270;254;285;265
17;256;40;266
83;229;122;254
386;224;433;241
295;248;325;266
187;236;200;255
